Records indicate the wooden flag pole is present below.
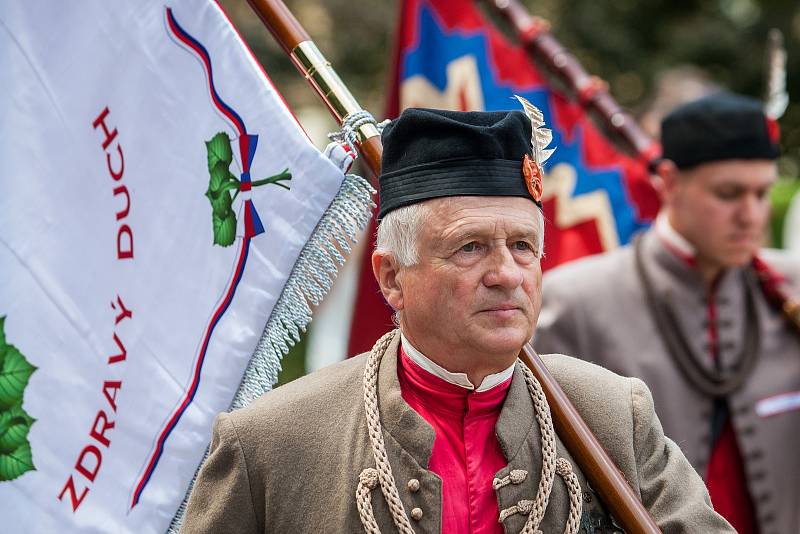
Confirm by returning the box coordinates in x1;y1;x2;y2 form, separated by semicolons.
244;1;660;532
244;0;383;183
519;345;662;533
488;0;661;170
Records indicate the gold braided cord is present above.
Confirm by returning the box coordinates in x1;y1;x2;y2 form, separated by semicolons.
555;458;583;534
519;362;558;533
356;332;583;534
361;331;416;534
356;468;382;534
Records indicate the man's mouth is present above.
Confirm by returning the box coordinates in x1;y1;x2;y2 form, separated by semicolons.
480;304;522;317
728;233;758;246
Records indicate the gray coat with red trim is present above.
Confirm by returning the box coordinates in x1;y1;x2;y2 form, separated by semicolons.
535;227;800;534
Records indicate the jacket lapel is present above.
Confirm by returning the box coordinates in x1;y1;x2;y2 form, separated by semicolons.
643;230;718;375
494;364;544;532
376;330;436;468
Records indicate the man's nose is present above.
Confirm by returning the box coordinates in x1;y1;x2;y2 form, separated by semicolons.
482;246;524;289
737;193;767;226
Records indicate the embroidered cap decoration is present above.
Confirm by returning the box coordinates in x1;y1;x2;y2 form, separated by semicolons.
515;95;554;204
522;153;543;203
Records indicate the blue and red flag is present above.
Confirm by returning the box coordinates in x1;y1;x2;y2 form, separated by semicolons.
347;0;659;356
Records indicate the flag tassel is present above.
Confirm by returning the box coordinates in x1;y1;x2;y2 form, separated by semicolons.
168;172;374;533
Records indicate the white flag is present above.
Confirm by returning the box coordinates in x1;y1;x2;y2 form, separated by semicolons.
0;1;372;532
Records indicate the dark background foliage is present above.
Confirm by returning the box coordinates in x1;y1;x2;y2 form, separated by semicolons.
220;0;800;174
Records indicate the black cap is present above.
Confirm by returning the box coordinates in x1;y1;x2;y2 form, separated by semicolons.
661;91;780;170
378;108;540;219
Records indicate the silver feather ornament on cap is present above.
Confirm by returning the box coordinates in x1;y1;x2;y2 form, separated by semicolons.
514;95;555;165
763;29;788;120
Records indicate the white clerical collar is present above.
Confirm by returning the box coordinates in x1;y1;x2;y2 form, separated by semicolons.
655;211;696;260
400;333;515;393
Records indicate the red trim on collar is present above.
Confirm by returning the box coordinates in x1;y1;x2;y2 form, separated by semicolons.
655;231;698;268
752;255;789;312
706;276;721;362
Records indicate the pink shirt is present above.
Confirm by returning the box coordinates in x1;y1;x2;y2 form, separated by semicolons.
397;345;512;534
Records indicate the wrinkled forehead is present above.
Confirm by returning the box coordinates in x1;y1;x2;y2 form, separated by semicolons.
423;195;542;237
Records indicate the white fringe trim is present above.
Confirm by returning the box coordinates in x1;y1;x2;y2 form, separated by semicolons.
167;172;375;533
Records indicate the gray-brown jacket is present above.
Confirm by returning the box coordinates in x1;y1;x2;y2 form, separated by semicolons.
182;331;732;533
535;228;800;534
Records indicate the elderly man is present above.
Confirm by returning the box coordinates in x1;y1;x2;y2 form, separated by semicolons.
181;108;732;533
535;92;800;534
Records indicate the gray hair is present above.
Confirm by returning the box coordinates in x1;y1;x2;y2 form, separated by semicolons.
375;200;545;267
375;202;431;266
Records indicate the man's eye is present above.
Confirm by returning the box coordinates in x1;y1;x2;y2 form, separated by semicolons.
513;241;532;251
460;242;478;252
714;188;741;201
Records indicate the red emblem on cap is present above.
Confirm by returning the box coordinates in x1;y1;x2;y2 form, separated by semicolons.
522;153;543;202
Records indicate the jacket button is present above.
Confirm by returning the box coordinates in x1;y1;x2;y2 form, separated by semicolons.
407;478;420;493
411;507;423;521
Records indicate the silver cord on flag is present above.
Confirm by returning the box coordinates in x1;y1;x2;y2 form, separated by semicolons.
328;110;390;149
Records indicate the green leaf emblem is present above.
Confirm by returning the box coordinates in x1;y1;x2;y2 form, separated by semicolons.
203;132;292;247
0;317;36;482
0;404;33;455
206;132;233;172
0;344;36;411
0;441;34;482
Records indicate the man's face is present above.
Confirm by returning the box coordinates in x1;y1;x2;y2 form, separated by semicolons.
380;196;543;375
665;159;777;270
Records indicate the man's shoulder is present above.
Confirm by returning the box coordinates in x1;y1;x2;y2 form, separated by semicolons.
540;352;633;405
538;353;651;457
228;353;368;430
543;246;633;291
197;353;374;510
759;247;800;290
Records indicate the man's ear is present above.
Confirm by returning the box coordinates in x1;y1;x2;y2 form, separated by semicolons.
652;159;679;203
372;252;404;311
